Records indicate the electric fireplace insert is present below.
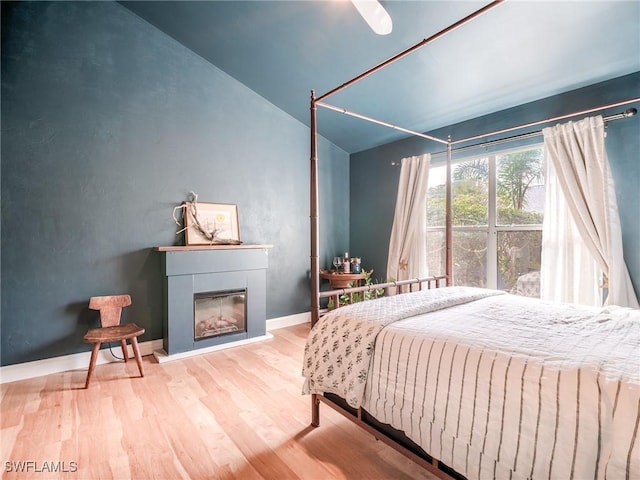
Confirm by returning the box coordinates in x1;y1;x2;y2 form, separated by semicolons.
194;289;247;340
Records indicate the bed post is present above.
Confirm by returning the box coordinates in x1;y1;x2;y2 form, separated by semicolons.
311;394;320;427
310;90;320;326
310;91;320;423
445;137;453;286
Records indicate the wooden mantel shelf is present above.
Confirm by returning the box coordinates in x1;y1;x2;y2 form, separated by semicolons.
154;244;273;252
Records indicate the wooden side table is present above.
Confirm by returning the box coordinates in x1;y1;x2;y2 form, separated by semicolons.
320;270;367;289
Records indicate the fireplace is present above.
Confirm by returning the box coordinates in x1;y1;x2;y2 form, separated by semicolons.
155;245;272;358
194;289;246;340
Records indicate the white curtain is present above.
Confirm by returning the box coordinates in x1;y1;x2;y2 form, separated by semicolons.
386;154;430;283
541;115;638;308
541;161;601;305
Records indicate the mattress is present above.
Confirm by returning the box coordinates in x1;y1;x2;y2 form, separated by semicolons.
303;287;640;480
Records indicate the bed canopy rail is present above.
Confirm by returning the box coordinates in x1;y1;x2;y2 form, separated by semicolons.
315;101;450;145
316;0;505;104
309;0;638;326
317;101;639;162
310;101;638;325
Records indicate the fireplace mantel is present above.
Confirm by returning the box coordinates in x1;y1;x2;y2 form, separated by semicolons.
154;244;272;361
154;244;273;252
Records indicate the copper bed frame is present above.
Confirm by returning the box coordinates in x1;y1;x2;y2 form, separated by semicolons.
307;1;639;478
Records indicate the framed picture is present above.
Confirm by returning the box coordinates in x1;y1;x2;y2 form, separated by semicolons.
184;202;241;245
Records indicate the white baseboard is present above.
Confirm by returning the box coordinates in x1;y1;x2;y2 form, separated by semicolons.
0;312;310;384
153;333;274;363
266;311;310;330
0;339;164;385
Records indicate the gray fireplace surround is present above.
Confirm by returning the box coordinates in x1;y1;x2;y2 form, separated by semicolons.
155;245;272;359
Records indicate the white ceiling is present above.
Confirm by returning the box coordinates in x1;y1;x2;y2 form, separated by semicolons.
123;0;640;153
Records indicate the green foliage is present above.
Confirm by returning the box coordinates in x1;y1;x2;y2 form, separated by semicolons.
427;180;488;226
452;180;488;225
498;207;542;225
453;158;489;181
327;269;385;309
497;230;542;289
497;150;543;210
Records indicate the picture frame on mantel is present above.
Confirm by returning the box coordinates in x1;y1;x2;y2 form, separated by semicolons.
184;202;241;246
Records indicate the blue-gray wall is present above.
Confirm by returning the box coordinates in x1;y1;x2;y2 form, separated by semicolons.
2;2;637;368
350;72;640;298
1;1;349;366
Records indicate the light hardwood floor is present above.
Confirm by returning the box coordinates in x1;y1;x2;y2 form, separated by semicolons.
1;323;439;480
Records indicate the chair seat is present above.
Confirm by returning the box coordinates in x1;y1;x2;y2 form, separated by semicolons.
84;323;145;343
84;294;145;388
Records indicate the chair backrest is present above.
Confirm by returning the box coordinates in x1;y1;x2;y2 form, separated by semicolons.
88;294;132;328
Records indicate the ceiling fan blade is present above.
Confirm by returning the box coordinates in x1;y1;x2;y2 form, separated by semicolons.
351;0;392;35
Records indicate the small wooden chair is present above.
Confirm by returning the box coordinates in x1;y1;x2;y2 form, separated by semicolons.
83;294;145;388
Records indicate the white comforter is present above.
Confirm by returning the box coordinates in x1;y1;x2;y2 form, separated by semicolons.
302;287;640;480
302;287;504;407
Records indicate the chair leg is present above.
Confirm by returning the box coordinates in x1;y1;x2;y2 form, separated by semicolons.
130;336;144;378
120;339;128;362
85;342;101;389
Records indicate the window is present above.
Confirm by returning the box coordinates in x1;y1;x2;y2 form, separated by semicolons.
426;145;544;296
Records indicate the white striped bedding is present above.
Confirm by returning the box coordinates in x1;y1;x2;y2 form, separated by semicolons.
304;288;640;480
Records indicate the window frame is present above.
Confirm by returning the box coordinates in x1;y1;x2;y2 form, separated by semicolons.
426;143;544;291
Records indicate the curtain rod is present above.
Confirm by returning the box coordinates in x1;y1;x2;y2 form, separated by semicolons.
426;104;638;158
450;98;640;146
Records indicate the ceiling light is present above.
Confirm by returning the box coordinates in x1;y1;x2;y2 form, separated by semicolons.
351;0;392;35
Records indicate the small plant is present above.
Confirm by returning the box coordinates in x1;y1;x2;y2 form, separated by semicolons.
329;269;384;308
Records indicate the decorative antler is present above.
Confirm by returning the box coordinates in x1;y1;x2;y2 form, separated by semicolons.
172;192;242;245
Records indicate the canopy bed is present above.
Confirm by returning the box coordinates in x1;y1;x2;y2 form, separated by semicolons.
304;1;639;479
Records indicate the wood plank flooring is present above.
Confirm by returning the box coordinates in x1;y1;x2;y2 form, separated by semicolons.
1;323;439;480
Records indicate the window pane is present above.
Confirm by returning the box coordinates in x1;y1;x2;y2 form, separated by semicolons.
496;148;544;225
453;231;487;288
497;230;542;297
427;165;446;227
426;229;445;275
453;158;488;226
428;159;490;227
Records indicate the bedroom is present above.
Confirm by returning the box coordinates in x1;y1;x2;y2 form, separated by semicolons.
1;1;639;478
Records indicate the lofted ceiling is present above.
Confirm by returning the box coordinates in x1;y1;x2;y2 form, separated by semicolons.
122;0;640;153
